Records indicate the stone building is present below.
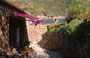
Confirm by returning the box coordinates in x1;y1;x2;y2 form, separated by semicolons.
0;0;30;50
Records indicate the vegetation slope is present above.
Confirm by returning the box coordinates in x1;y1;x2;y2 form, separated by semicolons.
8;0;81;16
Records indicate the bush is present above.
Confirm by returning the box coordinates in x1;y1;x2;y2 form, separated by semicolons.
59;1;90;58
66;1;90;23
47;24;65;32
46;0;90;58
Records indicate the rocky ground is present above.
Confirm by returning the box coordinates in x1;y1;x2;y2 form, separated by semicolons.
30;42;62;58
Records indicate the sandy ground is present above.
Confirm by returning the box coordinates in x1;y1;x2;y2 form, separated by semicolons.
30;42;62;58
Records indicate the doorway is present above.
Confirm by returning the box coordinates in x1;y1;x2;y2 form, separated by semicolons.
9;16;28;48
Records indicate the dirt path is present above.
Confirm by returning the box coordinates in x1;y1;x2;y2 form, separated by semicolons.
30;42;62;58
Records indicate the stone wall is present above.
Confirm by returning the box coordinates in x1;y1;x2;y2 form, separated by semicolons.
26;22;67;50
0;16;9;49
41;31;67;51
26;21;51;42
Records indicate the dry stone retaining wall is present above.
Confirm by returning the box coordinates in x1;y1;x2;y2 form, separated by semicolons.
41;31;67;50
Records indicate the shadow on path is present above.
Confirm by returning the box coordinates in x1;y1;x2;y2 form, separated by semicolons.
31;42;63;58
44;50;62;58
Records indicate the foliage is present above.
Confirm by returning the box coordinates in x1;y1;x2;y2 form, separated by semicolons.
23;41;31;47
47;24;65;32
66;1;90;23
60;1;90;58
20;41;31;50
7;0;82;16
59;19;90;58
62;1;90;40
63;19;82;39
46;0;90;58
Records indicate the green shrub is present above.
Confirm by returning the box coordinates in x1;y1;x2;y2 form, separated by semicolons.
66;1;90;23
46;1;90;57
47;24;65;32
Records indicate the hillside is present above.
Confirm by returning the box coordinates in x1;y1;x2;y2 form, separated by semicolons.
7;0;88;16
